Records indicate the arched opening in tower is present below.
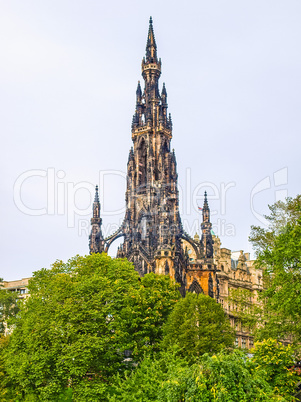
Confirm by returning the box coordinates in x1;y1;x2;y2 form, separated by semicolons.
160;139;170;188
138;138;147;187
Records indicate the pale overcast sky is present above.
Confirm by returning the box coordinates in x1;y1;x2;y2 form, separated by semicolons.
1;0;300;280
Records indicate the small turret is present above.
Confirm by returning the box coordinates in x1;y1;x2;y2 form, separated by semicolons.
89;185;104;254
168;113;173;129
127;147;134;163
141;17;162;113
161;82;167;101
132;111;139;129
145;16;158;63
136;81;142;103
93;185;100;216
117;245;124;258
201;191;214;258
202;191;210;223
159;82;168;126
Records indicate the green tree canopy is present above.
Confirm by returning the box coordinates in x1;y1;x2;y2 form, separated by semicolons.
252;338;299;401
0;335;21;402
249;196;301;343
231;196;301;344
256;215;301;343
249;195;301;257
0;282;25;400
161;292;234;362
0;279;19;335
110;348;284;401
4;253;180;401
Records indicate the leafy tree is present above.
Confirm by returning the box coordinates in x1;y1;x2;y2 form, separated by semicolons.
231;196;301;343
109;348;282;401
255;216;301;343
0;282;24;400
110;348;188;402
0;335;22;401
3;253;180;401
0;279;19;334
226;286;282;342
249;195;301;257
161;292;234;362
252;339;299;401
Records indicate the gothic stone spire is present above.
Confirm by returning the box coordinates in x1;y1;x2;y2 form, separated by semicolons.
89;185;104;254
145;16;158;63
202;191;209;223
201;191;214;258
122;18;185;290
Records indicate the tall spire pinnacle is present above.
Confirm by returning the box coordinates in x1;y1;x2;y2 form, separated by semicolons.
89;185;104;254
93;185;100;218
94;185;99;203
146;16;158;63
202;191;210;222
136;80;142;102
204;191;208;208
161;82;167;104
201;191;213;258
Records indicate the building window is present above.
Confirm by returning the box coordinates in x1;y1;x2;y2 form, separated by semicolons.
235;337;239;347
249;338;254;349
20;289;26;294
242;338;247;348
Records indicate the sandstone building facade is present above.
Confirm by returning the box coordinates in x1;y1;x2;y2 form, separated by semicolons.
1;278;30;300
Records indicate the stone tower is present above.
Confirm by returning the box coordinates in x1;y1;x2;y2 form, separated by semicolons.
89;185;104;254
89;17;219;298
117;17;186;290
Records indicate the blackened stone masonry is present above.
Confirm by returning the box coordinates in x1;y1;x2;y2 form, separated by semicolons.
89;17;219;297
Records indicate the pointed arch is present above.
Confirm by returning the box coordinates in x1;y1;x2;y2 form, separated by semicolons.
164;260;170;275
208;272;214;298
137;135;146;149
138;137;147;186
137;207;147;222
181;235;201;259
104;228;125;253
188;279;204;295
161;139;169;154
